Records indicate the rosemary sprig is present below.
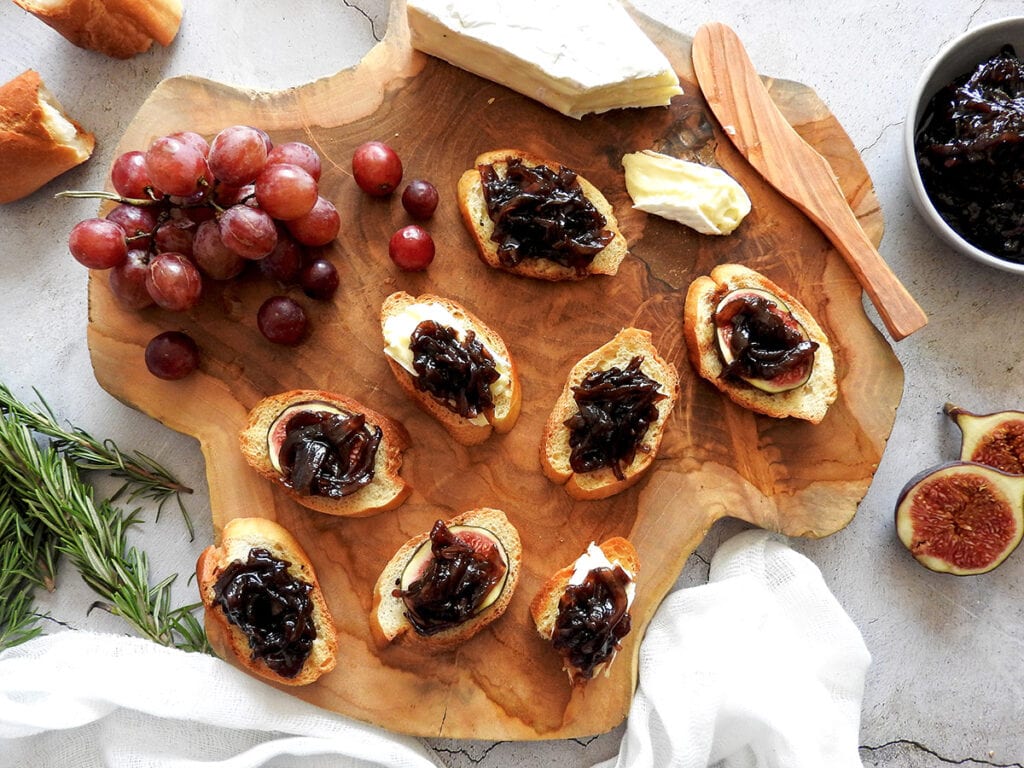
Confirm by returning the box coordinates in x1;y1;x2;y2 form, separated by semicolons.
0;400;209;654
0;488;51;650
0;383;195;538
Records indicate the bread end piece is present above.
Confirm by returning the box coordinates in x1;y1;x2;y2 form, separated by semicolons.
530;536;639;684
14;0;183;58
380;291;522;446
541;327;679;500
0;69;94;204
238;389;411;517
370;507;522;651
197;517;338;687
457;149;628;281
683;263;837;423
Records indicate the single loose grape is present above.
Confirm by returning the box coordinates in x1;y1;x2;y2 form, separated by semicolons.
401;179;439;220
145;331;199;380
257;295;308;345
352;141;402;196
388;225;435;271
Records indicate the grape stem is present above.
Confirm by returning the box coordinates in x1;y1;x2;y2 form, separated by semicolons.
56;190;157;207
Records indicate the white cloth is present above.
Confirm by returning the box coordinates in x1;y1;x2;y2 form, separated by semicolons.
0;531;870;768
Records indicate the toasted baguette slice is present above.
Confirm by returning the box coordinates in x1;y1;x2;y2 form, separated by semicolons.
457;149;628;281
541;327;679;500
197;517;338;687
683;263;837;423
370;507;522;651
530;536;639;685
239;389;411;517
14;0;183;58
0;70;94;204
381;291;521;446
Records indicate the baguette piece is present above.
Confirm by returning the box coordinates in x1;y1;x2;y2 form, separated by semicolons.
541;327;679;500
239;389;411;517
370;507;522;651
14;0;183;58
683;263;837;423
530;536;639;685
457;149;628;281
381;291;521;446
0;70;94;204
197;517;338;687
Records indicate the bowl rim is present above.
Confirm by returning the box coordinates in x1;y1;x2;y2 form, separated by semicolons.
903;16;1024;275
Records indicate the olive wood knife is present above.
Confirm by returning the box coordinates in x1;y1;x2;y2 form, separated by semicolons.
691;22;927;341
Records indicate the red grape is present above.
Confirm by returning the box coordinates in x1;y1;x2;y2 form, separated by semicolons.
146;252;203;311
300;259;339;300
69;218;128;269
193;220;245;280
208;125;268;186
259;230;306;283
285;196;340;246
257;296;308;345
218;204;278;259
145;136;210;197
254;163;318;220
266;141;322;180
145;331;199;380
388;225;434;271
111;150;160;200
109;249;154;309
352;141;402;196
106;203;157;249
168;130;210;158
401;179;439;220
215;183;256;208
154;219;196;259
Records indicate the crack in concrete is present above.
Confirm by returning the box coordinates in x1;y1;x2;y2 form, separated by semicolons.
428;741;502;766
861;739;1024;768
965;0;988;32
860;120;902;155
343;0;382;42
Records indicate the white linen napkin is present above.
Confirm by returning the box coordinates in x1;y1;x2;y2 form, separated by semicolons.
0;530;869;768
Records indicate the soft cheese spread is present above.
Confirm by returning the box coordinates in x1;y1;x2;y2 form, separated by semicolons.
406;0;682;119
569;542;636;606
622;149;751;235
382;300;512;426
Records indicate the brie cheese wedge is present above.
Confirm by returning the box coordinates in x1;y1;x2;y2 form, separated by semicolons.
622;149;751;235
406;0;682;119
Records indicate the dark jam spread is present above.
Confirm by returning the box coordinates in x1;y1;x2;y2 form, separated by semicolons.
479;157;614;274
213;548;316;679
278;409;382;498
565;356;665;481
393;520;507;636
715;293;817;382
410;320;500;420
915;45;1024;262
552;565;633;683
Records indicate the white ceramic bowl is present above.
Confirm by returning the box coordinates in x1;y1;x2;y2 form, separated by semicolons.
904;17;1024;274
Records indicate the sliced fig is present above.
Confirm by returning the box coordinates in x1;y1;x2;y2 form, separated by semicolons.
945;403;1024;474
399;525;509;612
714;288;816;393
266;401;345;473
895;462;1024;575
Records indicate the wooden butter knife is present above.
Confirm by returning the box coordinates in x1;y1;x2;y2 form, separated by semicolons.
691;22;927;341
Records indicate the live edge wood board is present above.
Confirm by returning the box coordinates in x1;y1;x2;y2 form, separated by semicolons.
86;0;904;741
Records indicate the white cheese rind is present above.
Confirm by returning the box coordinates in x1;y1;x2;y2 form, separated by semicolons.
406;0;682;119
622;149;752;235
381;299;512;427
568;542;636;607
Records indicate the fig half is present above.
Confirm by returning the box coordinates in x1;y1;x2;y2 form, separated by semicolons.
945;403;1024;474
895;462;1024;575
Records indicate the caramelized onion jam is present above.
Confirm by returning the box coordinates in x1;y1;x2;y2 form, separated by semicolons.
213;548;316;679
565;356;666;481
552;565;633;683
277;408;382;498
480;157;614;274
410;319;499;420
715;292;817;382
915;45;1024;262
393;520;507;636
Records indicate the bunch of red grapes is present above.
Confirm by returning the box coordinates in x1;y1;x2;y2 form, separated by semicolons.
67;129;440;381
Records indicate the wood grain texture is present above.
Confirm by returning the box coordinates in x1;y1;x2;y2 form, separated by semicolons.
691;21;928;341
85;0;903;740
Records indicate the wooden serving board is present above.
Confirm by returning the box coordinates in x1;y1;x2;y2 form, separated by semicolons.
86;0;903;740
